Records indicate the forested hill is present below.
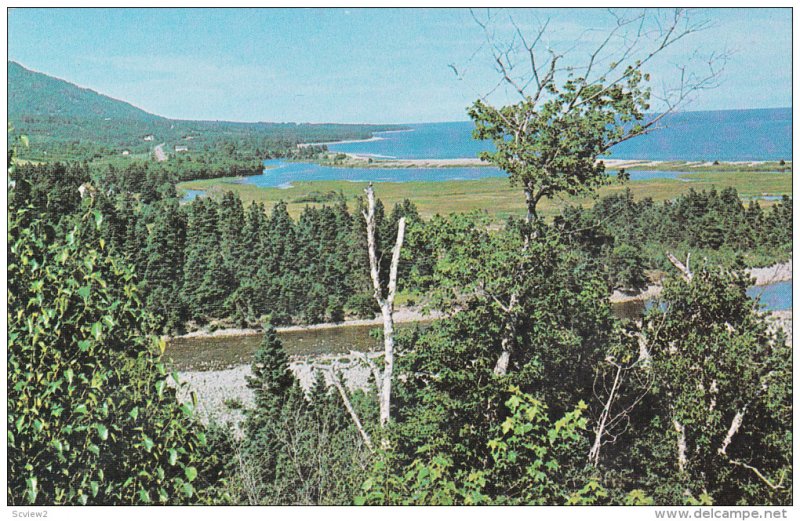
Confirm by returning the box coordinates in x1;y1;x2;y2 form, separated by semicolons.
8;61;163;122
8;61;405;161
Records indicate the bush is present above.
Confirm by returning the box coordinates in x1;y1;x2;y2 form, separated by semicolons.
7;196;225;504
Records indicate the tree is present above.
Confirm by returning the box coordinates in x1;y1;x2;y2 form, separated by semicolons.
142;199;187;332
642;264;791;503
453;8;724;376
462;8;724;222
245;323;295;422
8;162;223;504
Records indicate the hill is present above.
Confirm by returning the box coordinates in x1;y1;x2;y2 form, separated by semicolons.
8;61;163;123
7;61;404;161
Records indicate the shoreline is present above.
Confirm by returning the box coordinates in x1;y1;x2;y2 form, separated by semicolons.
298;128;415;148
174;261;790;341
173;307;441;340
316;155;790;171
609;261;792;304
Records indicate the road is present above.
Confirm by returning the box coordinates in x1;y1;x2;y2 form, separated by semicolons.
154;143;167;162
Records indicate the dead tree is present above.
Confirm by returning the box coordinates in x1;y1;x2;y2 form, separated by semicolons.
363;182;406;428
317;183;406;448
588;342;654;466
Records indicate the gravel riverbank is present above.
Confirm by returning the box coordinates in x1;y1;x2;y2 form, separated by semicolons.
176;352;376;428
175;307;442;340
179;307;793;427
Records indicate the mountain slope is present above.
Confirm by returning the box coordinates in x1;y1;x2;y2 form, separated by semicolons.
8;61;163;122
7;61;404;161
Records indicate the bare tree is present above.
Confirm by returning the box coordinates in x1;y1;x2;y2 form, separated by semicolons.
363;182;406;429
315;183;406;448
588;352;653;466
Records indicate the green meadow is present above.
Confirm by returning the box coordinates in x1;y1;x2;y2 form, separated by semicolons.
178;169;792;220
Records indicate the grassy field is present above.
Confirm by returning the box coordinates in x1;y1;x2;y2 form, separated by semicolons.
178;170;792;220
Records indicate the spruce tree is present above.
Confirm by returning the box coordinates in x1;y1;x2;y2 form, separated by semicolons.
245;323;295;422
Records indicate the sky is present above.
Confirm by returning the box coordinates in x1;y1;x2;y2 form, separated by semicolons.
7;7;792;124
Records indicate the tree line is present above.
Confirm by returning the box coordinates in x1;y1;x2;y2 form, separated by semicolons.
10;158;792;336
555;187;793;291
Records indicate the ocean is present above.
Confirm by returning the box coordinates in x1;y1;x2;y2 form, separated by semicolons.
327;108;791;162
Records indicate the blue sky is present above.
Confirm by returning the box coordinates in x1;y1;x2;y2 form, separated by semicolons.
8;8;792;124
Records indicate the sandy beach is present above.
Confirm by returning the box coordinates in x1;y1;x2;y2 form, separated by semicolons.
333;155;663;170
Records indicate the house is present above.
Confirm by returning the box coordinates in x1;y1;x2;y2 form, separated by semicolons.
174;145;189;152
121;150;130;156
143;135;155;141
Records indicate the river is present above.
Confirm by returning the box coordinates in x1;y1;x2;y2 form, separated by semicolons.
168;279;791;372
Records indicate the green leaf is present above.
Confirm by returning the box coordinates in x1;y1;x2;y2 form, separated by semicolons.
90;481;99;497
129;407;139;421
92;210;104;228
91;322;103;340
168;449;178;466
184;466;197;482
25;477;37;503
95;424;109;441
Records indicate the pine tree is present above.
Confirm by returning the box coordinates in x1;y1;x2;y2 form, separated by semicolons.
245;323;295;421
142;199;187;332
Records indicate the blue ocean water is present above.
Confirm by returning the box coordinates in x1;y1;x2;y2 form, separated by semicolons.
328;108;791;162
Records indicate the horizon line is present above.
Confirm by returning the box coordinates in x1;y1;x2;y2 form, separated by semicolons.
8;60;793;128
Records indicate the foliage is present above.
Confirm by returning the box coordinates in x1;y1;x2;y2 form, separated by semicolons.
642;264;792;504
357;387;600;505
235;332;371;504
469;62;650;220
7;178;224;504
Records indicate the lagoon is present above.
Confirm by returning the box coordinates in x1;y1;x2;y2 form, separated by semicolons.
226;161;693;190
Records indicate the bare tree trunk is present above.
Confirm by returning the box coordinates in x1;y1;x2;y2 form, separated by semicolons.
588;363;623;466
363;182;406;428
674;418;688;473
667;252;693;282
493;292;519;376
326;368;374;451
